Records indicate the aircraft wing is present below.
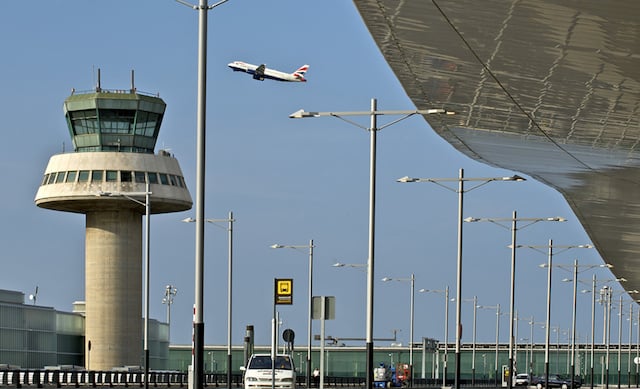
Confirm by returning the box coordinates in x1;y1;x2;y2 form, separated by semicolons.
255;64;266;77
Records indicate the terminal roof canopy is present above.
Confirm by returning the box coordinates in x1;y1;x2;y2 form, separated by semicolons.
353;0;640;293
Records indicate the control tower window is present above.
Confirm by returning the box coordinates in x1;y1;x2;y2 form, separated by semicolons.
106;170;118;182
159;174;169;185
121;171;133;183
134;111;160;137
91;170;103;183
78;171;90;183
69;110;99;135
55;172;66;183
134;171;145;183
66;171;77;183
148;172;158;184
101;109;135;134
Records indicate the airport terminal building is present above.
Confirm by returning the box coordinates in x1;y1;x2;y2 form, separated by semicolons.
0;289;169;370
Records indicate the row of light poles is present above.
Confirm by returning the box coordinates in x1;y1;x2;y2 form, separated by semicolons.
115;88;628;389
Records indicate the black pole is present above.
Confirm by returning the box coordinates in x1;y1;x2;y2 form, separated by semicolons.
455;352;461;389
227;353;232;389
366;342;373;389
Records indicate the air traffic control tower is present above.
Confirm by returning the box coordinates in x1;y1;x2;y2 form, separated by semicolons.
34;75;192;370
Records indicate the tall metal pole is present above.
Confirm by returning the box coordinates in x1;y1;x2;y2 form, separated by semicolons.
193;1;208;388
365;98;377;389
544;239;553;389
591;274;596;389
307;240;314;389
163;285;178;350
618;295;623;389
529;317;534;376
571;259;578;389
410;273;415;385
144;181;150;389
508;211;517;389
606;287;612;389
495;304;501;387
636;309;640;388
444;287;450;387
472;296;477;386
628;303;633;389
454;168;464;389
227;212;234;389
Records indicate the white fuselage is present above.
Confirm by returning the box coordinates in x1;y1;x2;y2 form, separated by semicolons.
228;61;306;82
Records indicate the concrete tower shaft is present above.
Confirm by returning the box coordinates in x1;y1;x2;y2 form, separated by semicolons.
34;84;192;370
85;210;143;369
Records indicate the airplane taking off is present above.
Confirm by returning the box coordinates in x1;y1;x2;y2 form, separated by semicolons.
228;61;309;82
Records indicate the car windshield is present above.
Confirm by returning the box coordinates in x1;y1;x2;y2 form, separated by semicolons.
249;356;292;370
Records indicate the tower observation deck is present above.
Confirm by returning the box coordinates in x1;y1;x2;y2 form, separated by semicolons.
34;75;192;370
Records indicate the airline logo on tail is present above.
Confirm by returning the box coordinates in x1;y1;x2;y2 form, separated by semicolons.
228;61;310;82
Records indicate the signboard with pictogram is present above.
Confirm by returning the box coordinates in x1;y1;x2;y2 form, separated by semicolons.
275;278;293;305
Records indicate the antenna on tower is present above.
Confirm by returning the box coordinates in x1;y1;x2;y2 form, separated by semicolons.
130;69;136;93
96;68;102;92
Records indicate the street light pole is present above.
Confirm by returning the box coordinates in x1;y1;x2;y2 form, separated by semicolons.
398;170;524;389
590;275;596;389
472;296;477;386
182;211;235;387
207;212;235;389
571;260;578;389
174;1;231;388
465;214;566;389
520;242;595;389
382;274;415;385
162;285;178;344
271;240;314;388
628;303;633;389
420;287;450;387
478;304;501;386
290;100;452;389
619;295;623;389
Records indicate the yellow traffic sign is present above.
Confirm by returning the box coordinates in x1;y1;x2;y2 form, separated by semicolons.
275;278;293;305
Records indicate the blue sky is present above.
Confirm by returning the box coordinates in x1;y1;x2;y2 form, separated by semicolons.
0;1;618;349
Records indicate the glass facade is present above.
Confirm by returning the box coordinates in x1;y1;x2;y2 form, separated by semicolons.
0;290;169;370
167;343;640;385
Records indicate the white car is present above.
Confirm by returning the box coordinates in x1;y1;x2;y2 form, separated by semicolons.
515;373;531;386
241;354;296;389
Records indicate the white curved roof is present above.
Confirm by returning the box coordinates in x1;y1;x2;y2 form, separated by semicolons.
353;0;640;293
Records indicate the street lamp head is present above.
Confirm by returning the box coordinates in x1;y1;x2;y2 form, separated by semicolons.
289;109;319;119
381;277;392;282
547;217;567;222
181;217;196;223
396;176;418;183
270;244;284;249
503;175;527;182
463;217;480;222
332;262;345;267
